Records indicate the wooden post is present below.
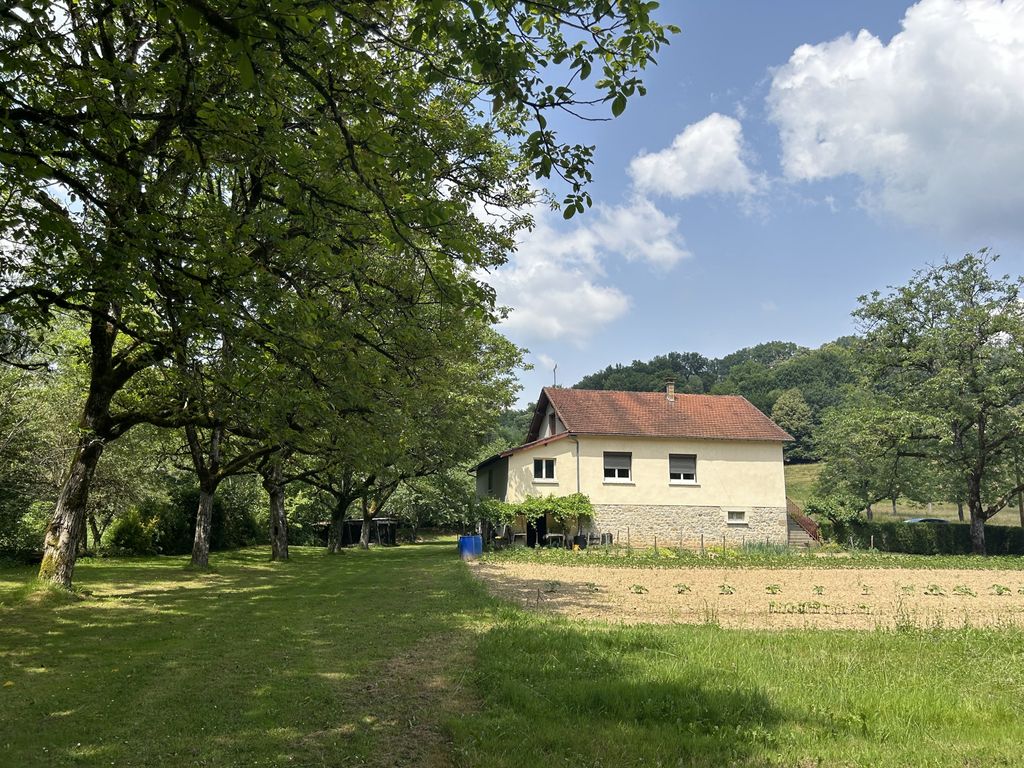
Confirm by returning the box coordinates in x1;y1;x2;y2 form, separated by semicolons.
654;535;657;553
870;534;875;550
627;526;630;549
700;533;704;555
721;533;726;552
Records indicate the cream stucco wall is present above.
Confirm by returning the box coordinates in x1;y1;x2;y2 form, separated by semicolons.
505;438;578;502
537;404;565;439
504;435;785;509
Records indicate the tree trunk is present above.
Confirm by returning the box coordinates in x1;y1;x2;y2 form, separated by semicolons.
969;510;986;555
865;502;873;521
1017;468;1024;527
968;476;986;555
327;517;343;553
263;460;289;561
359;508;372;550
957;501;964;522
88;512;102;552
891;498;898;516
190;483;217;568
38;433;105;588
327;496;351;553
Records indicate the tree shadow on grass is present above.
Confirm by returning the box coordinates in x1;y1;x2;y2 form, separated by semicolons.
456;618;795;768
0;544;494;767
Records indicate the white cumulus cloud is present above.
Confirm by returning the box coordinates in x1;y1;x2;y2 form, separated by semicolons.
589;197;692;270
629;113;760;199
768;0;1024;236
485;197;689;344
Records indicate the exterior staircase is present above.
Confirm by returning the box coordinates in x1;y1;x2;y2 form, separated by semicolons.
786;498;820;548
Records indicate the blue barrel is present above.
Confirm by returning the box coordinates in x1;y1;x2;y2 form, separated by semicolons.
458;534;483;560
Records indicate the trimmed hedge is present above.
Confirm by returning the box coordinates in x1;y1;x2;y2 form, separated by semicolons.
819;519;1024;556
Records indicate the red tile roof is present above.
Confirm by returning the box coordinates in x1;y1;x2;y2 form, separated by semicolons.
539;387;792;442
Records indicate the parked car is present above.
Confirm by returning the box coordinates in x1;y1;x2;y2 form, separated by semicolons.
902;517;949;524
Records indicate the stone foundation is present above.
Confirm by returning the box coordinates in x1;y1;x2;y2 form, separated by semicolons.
588;504;787;548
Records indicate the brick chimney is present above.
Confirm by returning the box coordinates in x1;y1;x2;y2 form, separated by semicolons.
665;379;675;401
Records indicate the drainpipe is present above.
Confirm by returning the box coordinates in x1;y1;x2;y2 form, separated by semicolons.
570;434;581;493
570;434;582;541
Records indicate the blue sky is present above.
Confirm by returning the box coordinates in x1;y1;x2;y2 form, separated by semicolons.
486;0;1024;406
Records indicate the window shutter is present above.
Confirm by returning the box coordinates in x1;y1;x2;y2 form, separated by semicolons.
604;452;631;470
669;455;696;475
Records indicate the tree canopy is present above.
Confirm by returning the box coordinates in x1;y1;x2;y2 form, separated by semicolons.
1;1;675;586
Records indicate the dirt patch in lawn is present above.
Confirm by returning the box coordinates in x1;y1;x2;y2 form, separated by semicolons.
471;561;1024;630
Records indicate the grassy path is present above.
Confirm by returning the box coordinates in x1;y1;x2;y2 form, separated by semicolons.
4;544;1024;767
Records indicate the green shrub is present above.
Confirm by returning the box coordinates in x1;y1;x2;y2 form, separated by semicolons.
104;510;156;556
141;483;262;555
818;519;1024;555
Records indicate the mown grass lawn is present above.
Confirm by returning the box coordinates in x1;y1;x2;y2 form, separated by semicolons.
0;544;493;767
4;544;1024;767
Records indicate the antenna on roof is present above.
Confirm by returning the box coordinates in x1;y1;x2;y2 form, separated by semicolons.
553;363;558;387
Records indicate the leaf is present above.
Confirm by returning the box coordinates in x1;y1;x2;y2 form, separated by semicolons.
611;94;627;117
177;5;203;31
562;205;576;220
237;52;255;89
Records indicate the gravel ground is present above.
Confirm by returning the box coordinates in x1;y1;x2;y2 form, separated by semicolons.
471;561;1024;630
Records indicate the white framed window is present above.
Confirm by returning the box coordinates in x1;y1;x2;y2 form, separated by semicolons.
603;452;632;482
669;454;697;484
727;510;747;526
533;458;555;481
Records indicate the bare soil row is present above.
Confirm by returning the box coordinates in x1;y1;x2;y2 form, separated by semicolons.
471;561;1024;630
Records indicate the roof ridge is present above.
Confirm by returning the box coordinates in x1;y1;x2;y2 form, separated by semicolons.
547;386;746;399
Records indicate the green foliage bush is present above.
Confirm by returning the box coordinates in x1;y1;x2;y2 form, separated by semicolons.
0;500;52;559
819;519;1024;555
484;493;594;532
104;509;157;556
140;483;262;555
804;493;863;524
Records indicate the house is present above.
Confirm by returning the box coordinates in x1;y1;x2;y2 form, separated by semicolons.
474;383;792;547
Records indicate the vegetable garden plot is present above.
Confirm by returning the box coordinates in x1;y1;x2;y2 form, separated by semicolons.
472;562;1024;630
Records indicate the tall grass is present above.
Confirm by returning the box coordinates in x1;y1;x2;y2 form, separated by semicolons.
453;613;1024;767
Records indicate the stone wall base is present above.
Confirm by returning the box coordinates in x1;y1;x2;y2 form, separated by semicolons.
588;504;788;548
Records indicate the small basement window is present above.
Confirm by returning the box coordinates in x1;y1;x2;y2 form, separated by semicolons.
533;458;555;480
727;510;747;526
603;452;632;482
669;454;697;484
